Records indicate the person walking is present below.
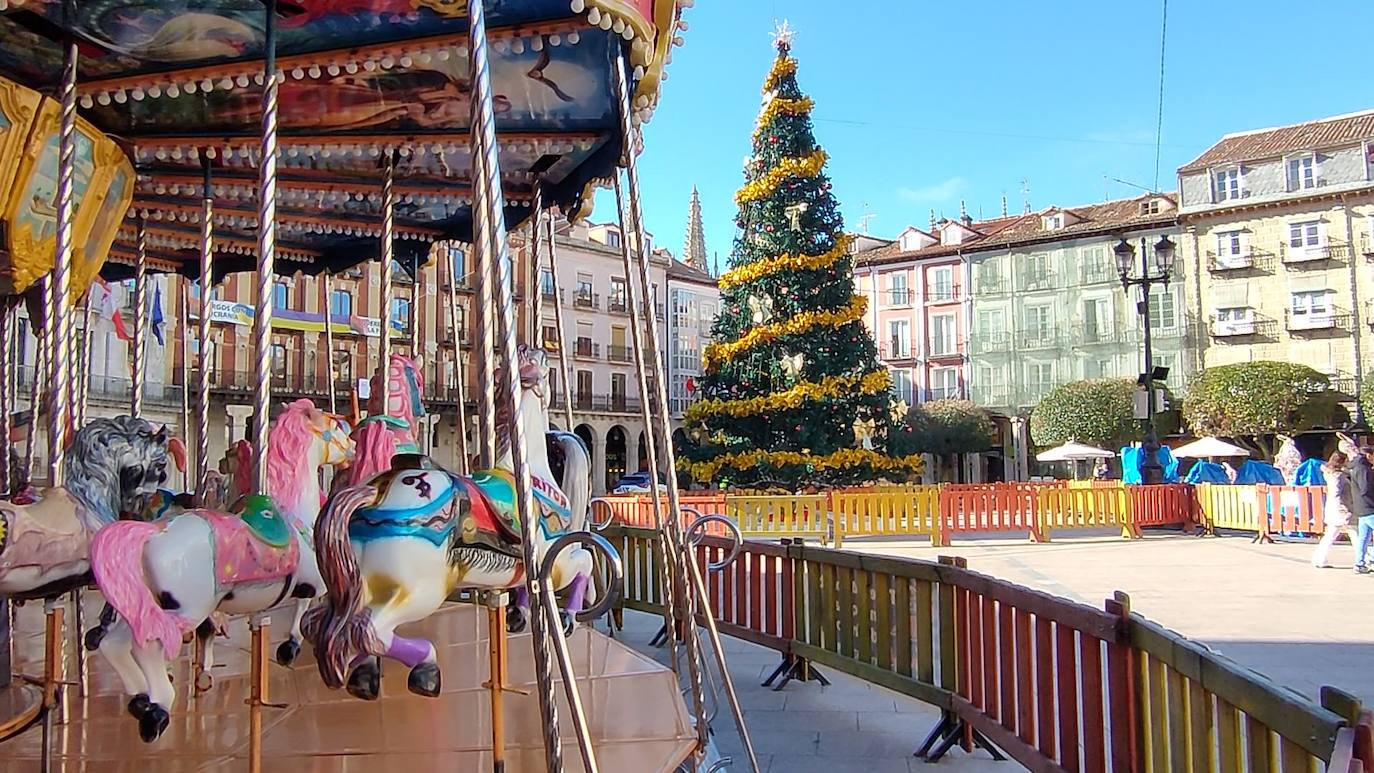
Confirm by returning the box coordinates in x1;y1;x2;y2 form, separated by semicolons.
1349;445;1374;573
1313;451;1356;568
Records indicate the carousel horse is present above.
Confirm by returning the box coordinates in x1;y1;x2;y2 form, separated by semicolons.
304;345;595;702
88;400;353;742
1274;434;1303;485
332;353;426;490
0;417;171;600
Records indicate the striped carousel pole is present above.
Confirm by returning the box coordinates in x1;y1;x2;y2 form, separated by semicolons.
528;185;543;349
323;272;337;415
23;280;46;490
0;306;11;497
248;4;280;771
469;2;598;770
131;216;148;418
442;244;469;474
611;55;761;772
376;151;396;418
178;280;191;491
74;293;94;428
196;159;215;502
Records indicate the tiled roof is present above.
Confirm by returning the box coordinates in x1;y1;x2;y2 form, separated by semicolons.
855;194;1177;267
1178;110;1374;173
667;259;716;285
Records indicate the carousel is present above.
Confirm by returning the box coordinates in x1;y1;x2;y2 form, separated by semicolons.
0;1;757;771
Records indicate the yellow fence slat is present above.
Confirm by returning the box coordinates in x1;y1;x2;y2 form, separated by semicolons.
1036;485;1133;540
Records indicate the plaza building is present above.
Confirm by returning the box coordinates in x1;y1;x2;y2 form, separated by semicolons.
1177;109;1374;398
857;193;1188;481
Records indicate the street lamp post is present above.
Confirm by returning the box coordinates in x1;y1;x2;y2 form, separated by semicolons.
1115;234;1177;485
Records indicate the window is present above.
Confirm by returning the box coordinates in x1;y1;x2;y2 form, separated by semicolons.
1291;290;1330;317
542;324;559;349
1083;359;1112;379
329;289;352;319
890;369;914;403
887;320;911;358
1027;363;1054;395
1287;154;1318;191
272;282;289;310
930;313;956;356
540;269;555;298
575;273;593;302
1216;230;1244;258
978;309;1006;334
1024;254;1051;288
1024;304;1051;333
978;365;1007;401
929;267;954;301
1148;288;1177;329
575;370;593;408
889;273;909;305
452;305;466;340
1214;167;1242;202
1043;214;1063;230
977;262;1003;292
1216;307;1252;322
606;230;621;248
1153;353;1178;388
609;277;628;311
391;298;411;332
1213;306;1255;336
1080;246;1109;282
450;248;466;286
611;373;627;408
1289;221;1321;249
334;350;352;383
270;343;287;378
930;367;959;399
1082;298;1110;342
1140;199;1162;216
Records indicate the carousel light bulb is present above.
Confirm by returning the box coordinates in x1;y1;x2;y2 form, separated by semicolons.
326;63;340;76
132;87;146;101
291;67;305;79
380;55;395;69
548;33;562;46
613;18;625;33
79;95;93;108
308;65;321;78
416;52;431;65
568;31;580;44
677;19;690;30
586;7;600;24
235;74;249;88
599;14;613;30
200;78;215;92
97;92;111;106
633;65;645;79
494;39;508;53
168;83;182;98
622;26;634;40
673;35;684;46
155;149;168;160
170;147;183;160
362;59;377;72
511;39;524;54
570;0;584;11
531;36;544;51
345;61;359;74
219;77;234;90
154;184;167;195
399;55;413;68
148;84;162;98
437;48;451;61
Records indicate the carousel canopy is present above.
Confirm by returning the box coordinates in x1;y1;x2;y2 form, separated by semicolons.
1172;437;1250;459
0;0;687;281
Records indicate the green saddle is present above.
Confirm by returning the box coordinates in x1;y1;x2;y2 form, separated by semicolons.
234;493;292;548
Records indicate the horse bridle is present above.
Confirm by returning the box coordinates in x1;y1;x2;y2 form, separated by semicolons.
313;413;353;460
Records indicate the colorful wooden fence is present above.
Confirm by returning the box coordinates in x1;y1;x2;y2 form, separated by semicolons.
607;524;1373;772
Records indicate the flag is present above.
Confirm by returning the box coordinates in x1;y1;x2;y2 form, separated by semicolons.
95;279;133;342
151;286;165;345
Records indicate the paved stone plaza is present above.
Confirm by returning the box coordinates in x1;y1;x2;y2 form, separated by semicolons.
852;529;1374;708
619;611;1013;772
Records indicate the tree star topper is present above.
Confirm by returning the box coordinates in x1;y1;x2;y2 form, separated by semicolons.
771;19;796;50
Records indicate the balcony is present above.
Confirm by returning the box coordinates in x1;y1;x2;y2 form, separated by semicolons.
880;342;914;361
607;344;633;363
1020;272;1057;292
199;369;338;397
969;332;1013;354
924;287;961;304
925;386;964;401
570;394;643;414
1285;306;1351;334
1281;240;1349;267
1016;329;1061;350
573;340;600;360
886;289;915;307
574;292;601;310
926;346;961;361
1207;249;1275;273
1078;264;1118;286
975;277;1009;295
608;297;629;314
1209;313;1277;340
1075;327;1134;346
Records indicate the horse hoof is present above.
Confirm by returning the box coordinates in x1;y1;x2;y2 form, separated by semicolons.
276;639;301;666
559;610;574;636
407;662;441;698
84;625;107;652
127;694;152;720
346;659;381;702
138;704;169;743
505;606;528;634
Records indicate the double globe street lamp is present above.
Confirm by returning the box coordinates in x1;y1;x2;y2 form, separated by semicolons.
1115;234;1177;485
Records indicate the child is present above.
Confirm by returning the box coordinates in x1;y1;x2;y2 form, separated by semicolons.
1313;451;1356;568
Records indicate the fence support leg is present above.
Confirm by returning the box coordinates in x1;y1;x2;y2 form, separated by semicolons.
915;709;1005;762
761;652;829;692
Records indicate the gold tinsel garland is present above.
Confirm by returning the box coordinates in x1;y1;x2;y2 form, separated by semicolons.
735;150;828;205
752;97;815;142
703;294;867;370
685;369;890;422
763;55;798;91
718;234;853;290
680;447;925;482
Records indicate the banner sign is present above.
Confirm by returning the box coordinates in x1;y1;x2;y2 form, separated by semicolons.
207;300;399;338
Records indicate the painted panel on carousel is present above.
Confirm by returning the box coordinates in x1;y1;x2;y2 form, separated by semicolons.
1;0;580;82
83;30;615;135
0;78;42;206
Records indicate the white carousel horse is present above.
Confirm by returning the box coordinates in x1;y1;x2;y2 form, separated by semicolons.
303;345;597;702
1274;434;1302;485
0;416;171;600
87;400;352;742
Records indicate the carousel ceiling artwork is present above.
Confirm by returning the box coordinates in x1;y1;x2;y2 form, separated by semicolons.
0;0;688;278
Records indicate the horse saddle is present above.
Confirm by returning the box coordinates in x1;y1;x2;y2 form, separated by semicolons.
464;468;572;547
231;493;292;549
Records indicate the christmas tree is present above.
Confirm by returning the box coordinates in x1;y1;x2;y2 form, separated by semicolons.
680;25;923;489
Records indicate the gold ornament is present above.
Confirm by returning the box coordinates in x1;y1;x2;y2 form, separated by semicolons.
677;446;924;481
852;418;876;450
735;150;828;205
718;234;853;290
784;202;810;230
684;370;890;423
890;400;909;423
780;353;804;378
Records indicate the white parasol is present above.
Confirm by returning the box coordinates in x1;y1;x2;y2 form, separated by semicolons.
1036;441;1115;462
1171;437;1251;459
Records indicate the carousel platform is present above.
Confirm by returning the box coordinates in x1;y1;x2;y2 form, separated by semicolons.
0;596;696;772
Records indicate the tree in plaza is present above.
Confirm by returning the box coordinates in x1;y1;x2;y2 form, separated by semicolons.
1030;378;1178;452
1184;361;1345;458
904;400;995;482
678;27;922;489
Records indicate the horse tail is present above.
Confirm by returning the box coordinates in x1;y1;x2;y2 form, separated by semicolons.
90;521;191;660
551;431;592;532
305;483;378;689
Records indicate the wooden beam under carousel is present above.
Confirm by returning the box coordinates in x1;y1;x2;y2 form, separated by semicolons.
132;172;536;212
111;223;321;267
73;20;603;103
127;131;603;158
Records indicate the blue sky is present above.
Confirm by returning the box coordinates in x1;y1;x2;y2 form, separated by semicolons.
593;0;1373;267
